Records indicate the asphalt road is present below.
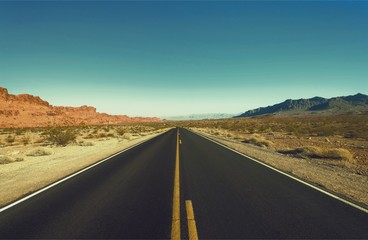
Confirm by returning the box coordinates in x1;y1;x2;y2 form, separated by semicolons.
0;127;367;239
0;129;177;239
179;128;368;239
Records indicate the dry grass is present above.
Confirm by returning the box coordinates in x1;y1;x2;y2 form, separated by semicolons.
77;140;94;147
278;146;353;162
122;133;133;140
0;155;24;164
176;113;368;140
21;135;31;145
0;124;168;150
242;135;273;148
5;135;15;145
0;155;13;164
26;148;52;157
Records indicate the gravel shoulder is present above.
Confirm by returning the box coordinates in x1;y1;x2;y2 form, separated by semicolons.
0;129;169;208
190;128;368;209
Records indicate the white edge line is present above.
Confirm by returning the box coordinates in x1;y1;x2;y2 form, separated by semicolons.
0;129;171;213
187;128;368;214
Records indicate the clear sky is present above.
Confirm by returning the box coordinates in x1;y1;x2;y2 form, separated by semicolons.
1;1;367;117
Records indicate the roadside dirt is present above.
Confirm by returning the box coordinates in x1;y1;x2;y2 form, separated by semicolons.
190;128;368;209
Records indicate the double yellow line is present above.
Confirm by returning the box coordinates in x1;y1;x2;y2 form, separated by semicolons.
171;128;198;240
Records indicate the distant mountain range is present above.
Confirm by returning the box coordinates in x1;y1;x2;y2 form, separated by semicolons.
164;113;236;120
235;93;368;118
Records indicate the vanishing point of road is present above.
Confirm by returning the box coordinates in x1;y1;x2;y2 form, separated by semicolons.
0;128;367;239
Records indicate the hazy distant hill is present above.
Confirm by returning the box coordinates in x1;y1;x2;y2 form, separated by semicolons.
235;93;368;118
164;113;235;120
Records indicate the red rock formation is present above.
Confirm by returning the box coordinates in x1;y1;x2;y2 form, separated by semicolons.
0;87;161;128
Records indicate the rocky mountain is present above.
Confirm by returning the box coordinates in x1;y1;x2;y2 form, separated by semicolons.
235;93;368;118
0;87;160;128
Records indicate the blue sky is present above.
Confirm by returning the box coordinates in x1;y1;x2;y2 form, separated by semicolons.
1;1;367;117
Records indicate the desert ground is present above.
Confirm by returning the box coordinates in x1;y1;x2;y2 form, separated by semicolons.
0;125;170;207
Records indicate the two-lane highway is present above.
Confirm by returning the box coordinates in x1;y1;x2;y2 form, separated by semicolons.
0;127;367;239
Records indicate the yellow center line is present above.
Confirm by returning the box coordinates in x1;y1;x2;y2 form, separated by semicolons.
186;200;199;240
171;128;181;240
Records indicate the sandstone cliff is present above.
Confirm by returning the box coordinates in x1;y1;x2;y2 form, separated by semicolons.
0;87;160;128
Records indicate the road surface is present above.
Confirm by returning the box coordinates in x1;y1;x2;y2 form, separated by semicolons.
0;128;367;239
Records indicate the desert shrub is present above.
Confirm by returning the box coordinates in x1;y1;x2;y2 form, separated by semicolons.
242;135;273;148
107;133;115;138
6;135;15;145
116;127;125;136
344;130;359;139
97;133;107;138
278;146;353;161
84;133;95;139
44;128;76;146
34;137;45;144
122;133;132;140
15;128;29;136
0;155;13;164
77;140;94;146
21;135;31;145
326;148;353;162
26;148;52;156
0;155;24;164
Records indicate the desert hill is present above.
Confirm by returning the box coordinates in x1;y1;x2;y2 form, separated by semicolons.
0;87;160;128
235;93;368;118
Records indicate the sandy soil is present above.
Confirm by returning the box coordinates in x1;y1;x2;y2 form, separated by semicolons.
190;128;368;209
0;129;169;208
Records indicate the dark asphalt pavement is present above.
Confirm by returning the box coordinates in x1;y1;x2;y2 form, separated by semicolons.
0;127;367;239
0;129;176;239
180;128;368;239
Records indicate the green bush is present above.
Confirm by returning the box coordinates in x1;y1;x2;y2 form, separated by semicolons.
44;128;76;146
